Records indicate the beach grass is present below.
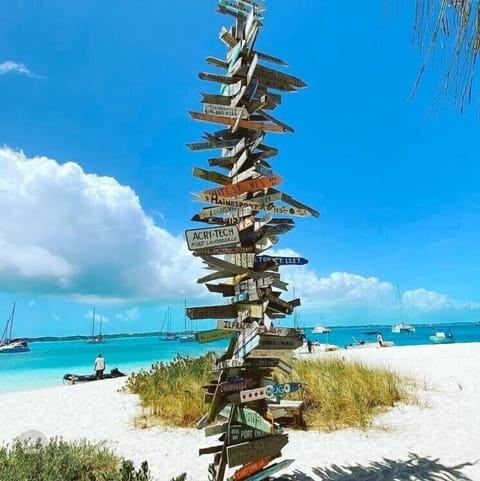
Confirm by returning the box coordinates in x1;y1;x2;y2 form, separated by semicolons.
124;353;216;427
291;357;417;431
125;353;417;431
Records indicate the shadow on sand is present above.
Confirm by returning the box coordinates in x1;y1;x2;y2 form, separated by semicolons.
277;453;478;480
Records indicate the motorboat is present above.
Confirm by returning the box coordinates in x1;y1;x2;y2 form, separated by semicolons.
0;340;30;354
0;303;30;353
345;331;394;349
63;367;126;385
429;330;455;344
312;325;331;334
392;323;416;334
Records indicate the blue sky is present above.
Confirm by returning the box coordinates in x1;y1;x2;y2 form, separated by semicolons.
1;0;479;337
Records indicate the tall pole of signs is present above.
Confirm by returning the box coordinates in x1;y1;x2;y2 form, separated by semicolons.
185;1;318;480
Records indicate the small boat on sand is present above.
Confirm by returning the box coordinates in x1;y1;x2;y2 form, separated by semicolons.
63;368;126;385
345;331;394;349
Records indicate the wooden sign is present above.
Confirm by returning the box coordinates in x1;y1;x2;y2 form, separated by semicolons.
255;64;307;89
215;358;245;370
257;255;308;266
198;205;252;220
226;433;288;467
206;56;229;68
254;162;273;178
201;93;232;105
187;304;237;320
265;382;304;399
200;175;282;198
205;422;228;437
240;458;294;481
228;424;269;445
248;192;283;205
193;245;255;256
195;328;232;344
220;377;259;393
226;40;244;65
186;139;237;151
258;109;294;133
204;103;248;119
189;111;286;133
234;331;260;358
247;53;259;87
199;444;224;456
195;193;311;217
222;80;244;97
244;357;280;369
239;386;269;403
252;49;287;66
185;225;240;250
234;407;275;434
216;319;246;331
232;456;271;481
193;166;229;185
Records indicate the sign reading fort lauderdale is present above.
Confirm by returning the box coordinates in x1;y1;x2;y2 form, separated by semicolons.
185;225;240;251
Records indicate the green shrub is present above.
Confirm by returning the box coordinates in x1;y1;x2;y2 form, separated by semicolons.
0;437;170;481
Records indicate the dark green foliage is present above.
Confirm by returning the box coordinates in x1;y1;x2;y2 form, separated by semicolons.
0;438;155;481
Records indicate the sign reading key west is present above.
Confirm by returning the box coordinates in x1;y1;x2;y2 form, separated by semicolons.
185;225;240;250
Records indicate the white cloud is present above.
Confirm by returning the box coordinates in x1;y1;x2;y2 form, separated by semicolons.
0;147;205;303
280;265;394;307
0;61;42;78
116;307;140;321
403;289;480;311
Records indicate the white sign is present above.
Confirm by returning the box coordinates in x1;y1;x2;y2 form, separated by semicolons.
185;225;240;250
203;103;248;119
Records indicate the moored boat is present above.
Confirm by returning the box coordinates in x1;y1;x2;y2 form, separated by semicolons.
392;323;416;334
312;325;331;334
429;330;455;344
0;303;30;354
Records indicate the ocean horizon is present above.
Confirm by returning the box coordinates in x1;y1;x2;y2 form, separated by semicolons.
1;321;479;395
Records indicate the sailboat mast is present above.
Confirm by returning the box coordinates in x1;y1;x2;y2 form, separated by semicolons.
8;302;16;340
91;308;96;338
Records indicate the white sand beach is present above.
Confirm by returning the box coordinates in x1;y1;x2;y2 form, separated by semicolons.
1;343;479;480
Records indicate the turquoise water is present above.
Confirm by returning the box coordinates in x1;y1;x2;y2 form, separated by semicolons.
0;336;229;394
1;323;479;394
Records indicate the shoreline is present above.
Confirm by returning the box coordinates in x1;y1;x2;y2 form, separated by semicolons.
1;343;479;480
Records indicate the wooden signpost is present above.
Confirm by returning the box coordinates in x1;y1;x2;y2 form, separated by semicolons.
185;1;318;479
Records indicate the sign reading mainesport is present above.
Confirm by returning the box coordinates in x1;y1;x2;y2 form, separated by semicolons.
185;225;240;251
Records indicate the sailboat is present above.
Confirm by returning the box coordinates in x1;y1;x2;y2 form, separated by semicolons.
391;283;415;334
160;307;178;341
0;302;30;353
179;300;195;342
86;308;106;344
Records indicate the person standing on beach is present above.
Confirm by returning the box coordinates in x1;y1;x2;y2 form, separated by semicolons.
94;353;105;379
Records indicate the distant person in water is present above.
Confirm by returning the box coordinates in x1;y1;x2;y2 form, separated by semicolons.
94;353;105;379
